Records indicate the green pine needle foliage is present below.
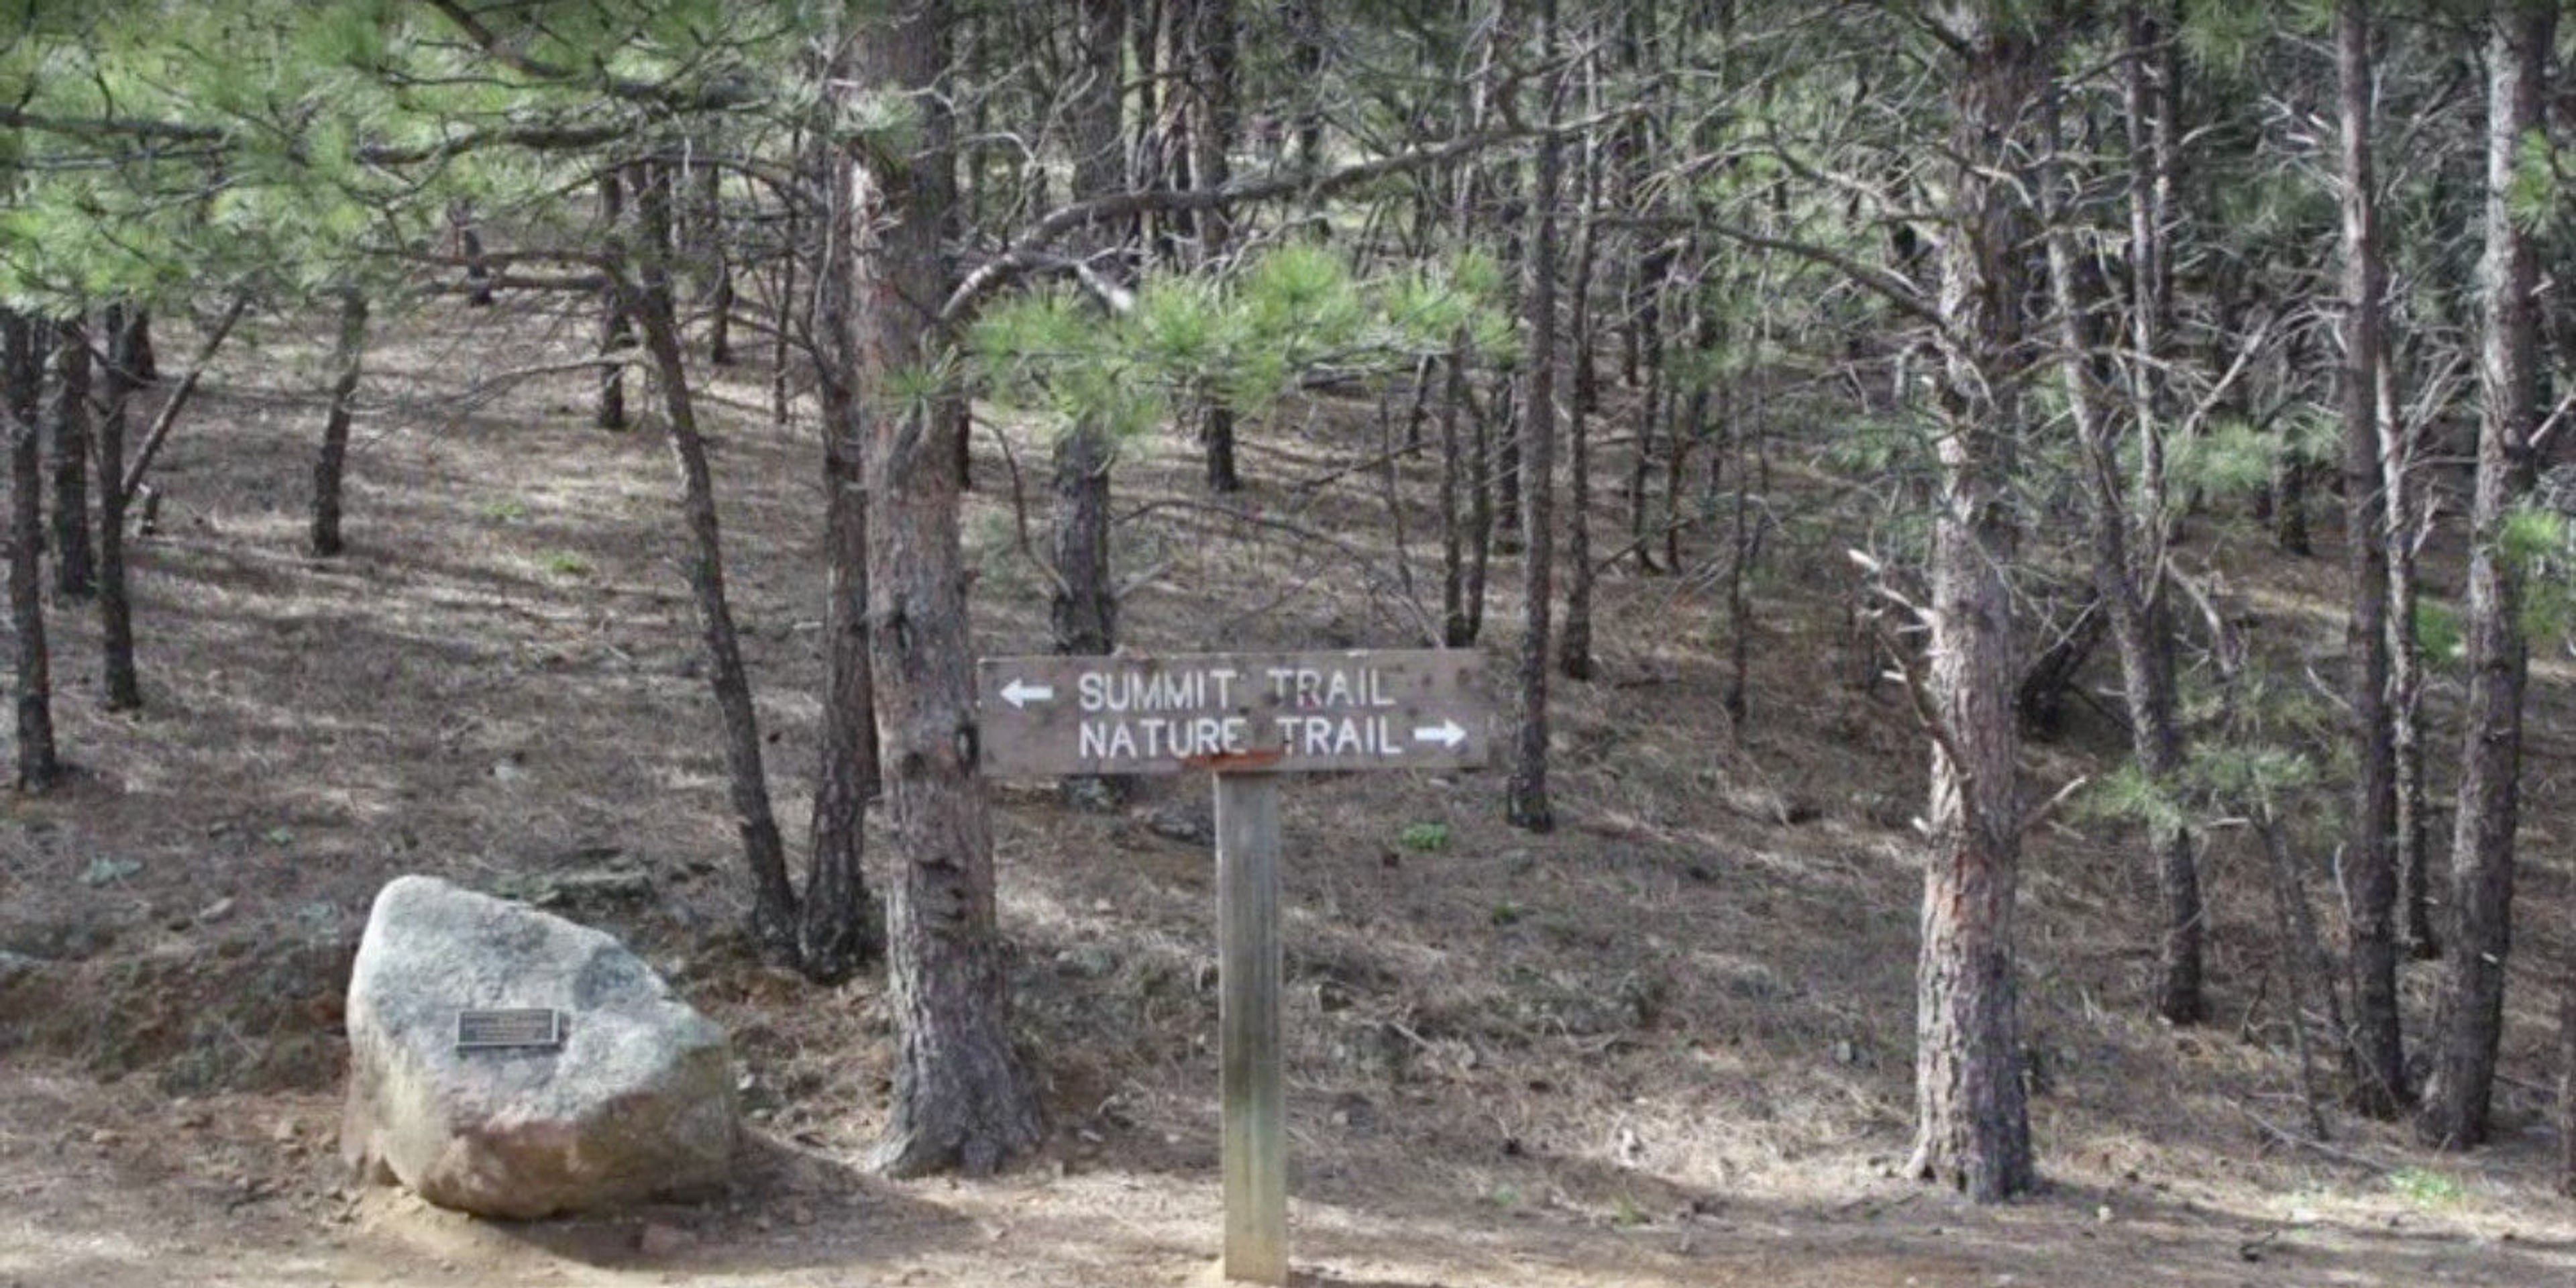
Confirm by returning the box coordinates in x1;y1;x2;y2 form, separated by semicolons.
2167;418;2281;500
967;243;1505;452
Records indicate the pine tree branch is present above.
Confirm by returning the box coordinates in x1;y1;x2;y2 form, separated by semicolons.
941;105;1643;323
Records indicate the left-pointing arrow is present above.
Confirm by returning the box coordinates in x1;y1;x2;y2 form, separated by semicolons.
1000;678;1056;709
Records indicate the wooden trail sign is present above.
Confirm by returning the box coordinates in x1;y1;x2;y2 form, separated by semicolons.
976;649;1488;777
977;647;1489;1285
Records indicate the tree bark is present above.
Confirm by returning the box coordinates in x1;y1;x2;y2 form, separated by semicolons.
2420;0;2553;1151
1439;345;1470;645
697;156;735;366
309;289;370;559
621;160;802;966
95;307;142;711
1185;0;1241;493
1049;423;1119;802
804;103;883;983
1053;0;1129;808
854;0;1043;1178
1909;3;2037;1202
2058;40;2206;1026
598;172;632;431
48;318;91;600
1558;50;1602;685
120;292;248;504
1505;0;1562;834
2334;0;2407;1118
2273;320;2313;555
2385;341;2433;961
1627;246;1667;570
2;311;58;790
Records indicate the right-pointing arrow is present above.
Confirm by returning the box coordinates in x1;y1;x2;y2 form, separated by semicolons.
1413;719;1466;749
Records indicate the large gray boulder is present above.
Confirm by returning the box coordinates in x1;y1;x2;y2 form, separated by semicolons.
341;875;737;1218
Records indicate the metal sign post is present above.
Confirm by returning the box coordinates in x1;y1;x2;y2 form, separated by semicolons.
975;649;1488;1285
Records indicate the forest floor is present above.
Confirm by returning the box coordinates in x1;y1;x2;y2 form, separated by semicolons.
5;297;2576;1287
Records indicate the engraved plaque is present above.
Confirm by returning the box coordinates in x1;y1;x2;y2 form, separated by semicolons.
454;1008;566;1052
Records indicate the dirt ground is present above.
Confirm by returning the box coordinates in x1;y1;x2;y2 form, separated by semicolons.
5;294;2576;1286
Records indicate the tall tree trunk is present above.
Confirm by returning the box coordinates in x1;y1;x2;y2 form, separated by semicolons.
698;156;735;366
2334;0;2408;1117
1627;246;1666;570
1438;346;1475;645
1909;3;2037;1202
95;307;142;712
771;124;802;430
1130;0;1167;265
2273;323;2313;555
2385;349;2434;961
49;319;91;600
309;289;370;559
1720;341;1754;726
2261;806;2347;1138
1284;0;1327;172
1558;52;1602;685
598;172;632;431
2;311;58;790
1466;353;1493;645
1052;0;1128;808
621;161;802;967
1186;0;1242;493
2420;0;2553;1151
853;0;1043;1178
2074;13;2206;1026
1672;272;1713;576
1505;0;1562;834
804;103;883;983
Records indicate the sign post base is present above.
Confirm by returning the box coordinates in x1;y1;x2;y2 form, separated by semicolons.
1216;771;1287;1286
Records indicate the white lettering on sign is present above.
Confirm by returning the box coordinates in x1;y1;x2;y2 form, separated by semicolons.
1273;714;1402;757
1077;714;1254;760
1079;667;1240;713
979;650;1486;777
1061;664;1417;765
1263;667;1399;708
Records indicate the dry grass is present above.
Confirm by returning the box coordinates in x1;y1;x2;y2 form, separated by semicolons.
1;293;2574;1286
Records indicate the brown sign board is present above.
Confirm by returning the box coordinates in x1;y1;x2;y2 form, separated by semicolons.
975;649;1489;777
